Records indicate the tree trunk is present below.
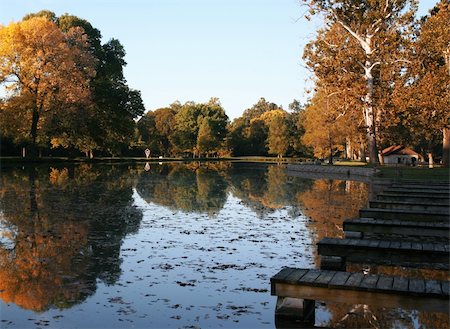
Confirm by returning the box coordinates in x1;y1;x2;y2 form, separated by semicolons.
29;108;40;158
329;138;333;165
89;150;94;159
360;143;366;162
345;139;352;159
378;152;384;165
428;152;434;169
443;125;450;168
364;61;379;165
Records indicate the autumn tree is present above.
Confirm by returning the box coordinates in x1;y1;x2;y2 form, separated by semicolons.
0;12;145;157
302;87;356;163
303;0;418;164
52;14;146;156
393;1;450;167
0;17;95;156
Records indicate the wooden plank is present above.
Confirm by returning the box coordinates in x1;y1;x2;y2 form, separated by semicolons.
442;281;449;296
359;274;379;290
328;271;351;287
410;242;422;251
271;267;296;282
273;282;449;313
314;270;336;286
422;242;435;251
376;276;394;291
392;276;409;293
300;270;322;284
345;272;365;289
368;240;380;248
425;280;443;295
400;241;412;250
379;240;391;249
433;243;446;252
409;279;425;294
284;269;308;284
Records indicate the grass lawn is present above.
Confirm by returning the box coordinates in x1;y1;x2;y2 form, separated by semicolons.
376;166;449;182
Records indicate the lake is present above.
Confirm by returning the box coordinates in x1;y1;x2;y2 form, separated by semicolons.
0;162;446;328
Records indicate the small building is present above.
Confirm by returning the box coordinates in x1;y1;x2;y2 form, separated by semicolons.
381;145;423;165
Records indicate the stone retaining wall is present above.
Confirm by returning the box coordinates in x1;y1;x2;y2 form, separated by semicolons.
286;164;378;182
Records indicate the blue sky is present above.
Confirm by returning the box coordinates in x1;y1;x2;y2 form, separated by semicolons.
0;0;438;119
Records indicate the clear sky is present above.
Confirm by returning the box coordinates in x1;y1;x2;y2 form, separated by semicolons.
0;0;439;120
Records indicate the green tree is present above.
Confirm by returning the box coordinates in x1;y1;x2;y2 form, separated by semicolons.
1;12;145;157
267;113;290;158
197;118;218;156
171;98;228;156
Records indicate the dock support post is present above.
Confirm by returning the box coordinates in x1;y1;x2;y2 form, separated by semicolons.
320;256;346;271
274;297;315;328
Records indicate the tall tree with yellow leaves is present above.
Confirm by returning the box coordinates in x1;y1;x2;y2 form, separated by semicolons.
303;0;418;164
0;17;95;156
393;0;450;167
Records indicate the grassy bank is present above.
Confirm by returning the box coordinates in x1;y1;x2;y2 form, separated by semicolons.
375;166;449;182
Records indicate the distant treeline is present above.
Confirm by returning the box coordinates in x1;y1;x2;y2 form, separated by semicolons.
1;5;448;164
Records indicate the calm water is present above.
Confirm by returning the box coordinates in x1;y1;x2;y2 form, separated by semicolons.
0;162;446;328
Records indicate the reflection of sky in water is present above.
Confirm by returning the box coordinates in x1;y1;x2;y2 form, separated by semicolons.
2;182;315;328
0;164;443;329
0;213;16;250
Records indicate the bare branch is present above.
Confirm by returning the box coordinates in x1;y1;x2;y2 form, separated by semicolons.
337;21;372;54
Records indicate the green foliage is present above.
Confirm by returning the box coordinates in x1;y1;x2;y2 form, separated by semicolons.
0;11;146;157
170;98;228;156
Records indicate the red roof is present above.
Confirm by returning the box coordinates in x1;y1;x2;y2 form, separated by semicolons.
382;145;420;156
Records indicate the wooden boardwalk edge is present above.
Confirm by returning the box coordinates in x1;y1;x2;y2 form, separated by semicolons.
270;267;449;314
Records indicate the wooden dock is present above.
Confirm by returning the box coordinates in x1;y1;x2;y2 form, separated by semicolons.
359;208;449;221
271;181;449;326
380;189;449;198
343;218;449;239
271;267;449;314
369;200;449;213
376;192;450;203
317;237;449;270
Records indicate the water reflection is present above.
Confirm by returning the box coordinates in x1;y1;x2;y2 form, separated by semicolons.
0;164;142;311
0;162;445;329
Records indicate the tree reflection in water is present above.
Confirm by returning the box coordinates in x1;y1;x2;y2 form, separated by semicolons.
0;162;446;328
0;164;142;311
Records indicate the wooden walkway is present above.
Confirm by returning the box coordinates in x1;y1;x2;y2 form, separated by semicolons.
271;267;449;313
343;218;450;239
271;181;449;325
317;237;449;270
359;208;449;221
381;189;449;198
376;193;450;203
369;200;449;213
